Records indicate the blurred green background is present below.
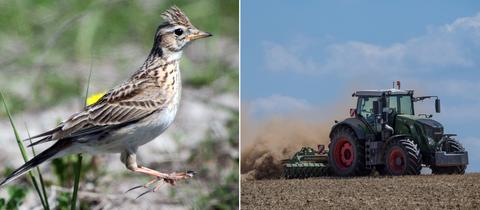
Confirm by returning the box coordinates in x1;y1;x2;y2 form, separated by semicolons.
0;0;238;209
0;0;238;114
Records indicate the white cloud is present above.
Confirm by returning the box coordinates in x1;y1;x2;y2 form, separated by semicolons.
446;13;480;32
423;80;480;101
263;41;319;73
263;13;480;76
247;95;313;118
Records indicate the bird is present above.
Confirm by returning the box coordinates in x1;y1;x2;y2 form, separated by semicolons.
0;5;211;189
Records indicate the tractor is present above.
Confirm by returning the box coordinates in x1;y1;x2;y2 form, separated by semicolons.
328;82;468;176
282;82;468;178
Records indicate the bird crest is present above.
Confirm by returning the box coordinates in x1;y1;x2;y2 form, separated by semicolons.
161;6;193;27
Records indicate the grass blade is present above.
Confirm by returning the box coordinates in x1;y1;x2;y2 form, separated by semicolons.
70;154;82;210
84;55;94;107
0;92;48;209
71;55;94;210
26;125;50;210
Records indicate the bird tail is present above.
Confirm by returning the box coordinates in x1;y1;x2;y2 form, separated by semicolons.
0;140;72;188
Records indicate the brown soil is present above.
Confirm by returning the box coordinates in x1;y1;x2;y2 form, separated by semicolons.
241;173;480;210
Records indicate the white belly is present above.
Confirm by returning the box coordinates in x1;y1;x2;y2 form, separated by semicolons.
76;105;178;154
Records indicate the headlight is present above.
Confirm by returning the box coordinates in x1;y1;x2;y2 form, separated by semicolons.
427;136;435;145
423;125;443;141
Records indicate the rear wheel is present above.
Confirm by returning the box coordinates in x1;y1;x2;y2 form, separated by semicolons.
382;138;422;175
431;139;466;175
328;127;370;176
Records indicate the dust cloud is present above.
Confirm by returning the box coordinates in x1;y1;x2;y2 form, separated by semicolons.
241;100;352;180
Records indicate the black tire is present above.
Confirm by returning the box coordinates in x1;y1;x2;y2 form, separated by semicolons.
283;166;290;179
431;139;467;175
381;138;422;176
328;126;370;176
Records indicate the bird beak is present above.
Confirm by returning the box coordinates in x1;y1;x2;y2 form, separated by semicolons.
187;30;212;41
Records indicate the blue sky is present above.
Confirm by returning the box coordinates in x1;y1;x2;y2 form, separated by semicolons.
242;1;480;172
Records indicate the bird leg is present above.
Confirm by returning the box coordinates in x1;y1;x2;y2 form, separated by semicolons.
122;151;194;193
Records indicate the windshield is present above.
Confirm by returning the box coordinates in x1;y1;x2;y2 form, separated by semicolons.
388;95;413;115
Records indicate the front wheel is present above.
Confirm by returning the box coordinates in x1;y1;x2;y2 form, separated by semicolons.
381;138;422;176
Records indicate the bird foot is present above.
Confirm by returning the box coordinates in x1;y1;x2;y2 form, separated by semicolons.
126;170;195;199
162;170;195;185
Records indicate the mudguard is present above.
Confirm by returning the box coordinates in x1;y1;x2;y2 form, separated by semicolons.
330;118;369;140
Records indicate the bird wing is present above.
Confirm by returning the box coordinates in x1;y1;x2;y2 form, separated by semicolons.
27;76;171;146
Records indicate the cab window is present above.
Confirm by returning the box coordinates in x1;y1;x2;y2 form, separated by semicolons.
387;95;413;115
357;96;380;123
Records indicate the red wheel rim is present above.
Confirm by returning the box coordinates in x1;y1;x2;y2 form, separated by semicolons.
334;137;354;170
388;147;406;174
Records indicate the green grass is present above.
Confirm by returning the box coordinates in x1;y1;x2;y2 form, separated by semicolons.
70;154;82;210
56;192;71;210
70;63;93;210
1;92;50;209
0;53;94;209
192;164;239;210
0;186;28;209
33;71;83;107
227;111;240;146
187;110;239;210
0;0;237;60
26;126;50;210
0;87;104;210
0;94;26;117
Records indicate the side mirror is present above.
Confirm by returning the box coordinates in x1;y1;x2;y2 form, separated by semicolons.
373;101;379;115
349;108;357;117
435;98;441;113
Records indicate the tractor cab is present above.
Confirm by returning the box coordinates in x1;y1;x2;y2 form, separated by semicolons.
351;87;444;146
326;82;468;177
353;89;415;131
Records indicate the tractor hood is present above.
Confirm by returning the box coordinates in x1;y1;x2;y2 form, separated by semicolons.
397;115;444;141
416;118;443;130
416;118;444;141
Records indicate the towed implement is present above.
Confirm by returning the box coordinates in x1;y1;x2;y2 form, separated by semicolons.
282;146;330;179
282;82;468;178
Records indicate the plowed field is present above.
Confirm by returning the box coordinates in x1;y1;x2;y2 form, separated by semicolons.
241;173;480;209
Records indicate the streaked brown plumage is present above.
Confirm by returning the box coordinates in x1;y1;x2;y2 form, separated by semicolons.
0;5;211;189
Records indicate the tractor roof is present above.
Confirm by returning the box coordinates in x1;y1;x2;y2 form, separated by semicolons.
352;89;414;97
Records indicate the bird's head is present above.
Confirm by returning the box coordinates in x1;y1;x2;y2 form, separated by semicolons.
151;6;212;58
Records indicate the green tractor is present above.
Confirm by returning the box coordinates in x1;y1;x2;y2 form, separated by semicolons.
328;82;468;176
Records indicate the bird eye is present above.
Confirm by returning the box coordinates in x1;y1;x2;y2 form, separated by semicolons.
174;28;183;36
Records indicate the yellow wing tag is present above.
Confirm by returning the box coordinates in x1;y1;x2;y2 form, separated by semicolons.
87;92;106;106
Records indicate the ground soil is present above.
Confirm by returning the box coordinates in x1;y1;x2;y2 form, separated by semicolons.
241;173;480;210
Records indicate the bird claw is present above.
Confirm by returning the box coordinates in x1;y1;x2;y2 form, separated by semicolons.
126;170;195;198
125;177;158;193
136;189;154;199
125;185;144;193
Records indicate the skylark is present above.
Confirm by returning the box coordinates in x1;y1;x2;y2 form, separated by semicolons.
0;6;211;188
